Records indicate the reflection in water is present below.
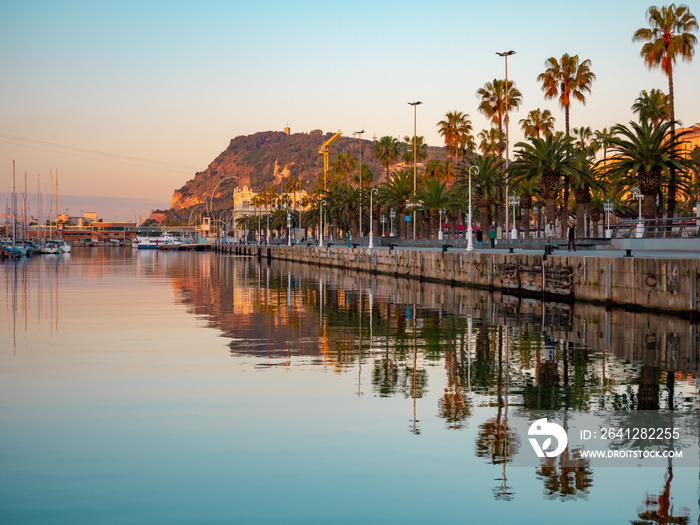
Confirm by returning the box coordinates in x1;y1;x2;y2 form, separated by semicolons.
2;250;699;523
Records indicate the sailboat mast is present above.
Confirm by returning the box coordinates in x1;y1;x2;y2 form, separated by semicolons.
55;169;58;238
38;174;42;242
12;160;16;246
23;171;27;241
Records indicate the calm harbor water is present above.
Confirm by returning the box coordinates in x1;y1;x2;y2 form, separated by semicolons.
1;248;699;524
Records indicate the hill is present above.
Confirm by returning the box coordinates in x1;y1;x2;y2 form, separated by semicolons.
169;130;446;214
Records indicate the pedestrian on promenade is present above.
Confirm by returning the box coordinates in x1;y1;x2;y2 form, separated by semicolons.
545;220;555;241
567;221;576;251
488;224;496;249
476;227;483;248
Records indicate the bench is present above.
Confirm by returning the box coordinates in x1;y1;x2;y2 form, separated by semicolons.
442;243;453;253
389;243;399;251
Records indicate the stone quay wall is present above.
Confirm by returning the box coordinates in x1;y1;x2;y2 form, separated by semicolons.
216;244;700;318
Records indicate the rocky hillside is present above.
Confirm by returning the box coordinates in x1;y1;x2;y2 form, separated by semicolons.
169;129;445;214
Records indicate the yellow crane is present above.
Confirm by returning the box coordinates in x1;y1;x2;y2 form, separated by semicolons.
318;130;342;190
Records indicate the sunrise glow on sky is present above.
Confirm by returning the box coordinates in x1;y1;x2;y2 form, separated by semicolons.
1;0;698;220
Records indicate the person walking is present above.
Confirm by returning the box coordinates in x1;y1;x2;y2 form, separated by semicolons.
567;221;576;251
476;227;483;249
488;224;496;249
545;220;555;241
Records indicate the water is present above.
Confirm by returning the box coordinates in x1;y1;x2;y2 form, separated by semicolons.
1;249;699;524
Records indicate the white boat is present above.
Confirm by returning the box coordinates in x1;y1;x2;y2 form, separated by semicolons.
133;233;182;250
38;242;60;255
46;239;71;253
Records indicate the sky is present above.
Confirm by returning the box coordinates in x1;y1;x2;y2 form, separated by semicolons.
1;0;699;221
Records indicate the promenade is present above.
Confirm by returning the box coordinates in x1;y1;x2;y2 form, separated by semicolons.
217;237;700;318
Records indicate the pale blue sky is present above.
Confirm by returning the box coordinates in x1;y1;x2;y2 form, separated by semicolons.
1;0;698;219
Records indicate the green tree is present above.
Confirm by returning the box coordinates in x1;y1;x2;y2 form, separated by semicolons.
478;128;500;156
455;155;503;231
372;136;401;181
519;109;556;139
331;152;357;183
476;79;523;158
437;110;474;168
606;119;691;224
379;169;413;240
413;178;453;239
633;4;697;217
509;135;583;226
401;136;428;166
631;88;670;125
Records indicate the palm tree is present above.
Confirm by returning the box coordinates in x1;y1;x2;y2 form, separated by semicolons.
537;53;596;136
593;127;614;167
633;4;697;217
476;79;523;158
509;135;583;226
631;88;670;125
478;128;500;156
413;178;452;239
401;136;428;166
537;53;596;226
372;136;401;182
508;167;541;239
570;162;598;238
331;152;357;183
437;111;474;168
379;169;413;240
422;159;452;185
519;109;556;139
572;126;596;159
284;175;303;208
454;155;503;231
606;119;690;225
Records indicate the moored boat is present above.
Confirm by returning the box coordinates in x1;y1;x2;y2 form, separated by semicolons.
133;233;182;250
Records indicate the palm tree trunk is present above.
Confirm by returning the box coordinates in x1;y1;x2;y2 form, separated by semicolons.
545;197;557;229
522;207;531;239
399;205;407;240
667;68;676;218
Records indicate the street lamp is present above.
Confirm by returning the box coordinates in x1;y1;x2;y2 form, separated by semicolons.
408;101;422;240
319;201;327;247
369;188;378;249
466;165;479;252
380;215;386;237
631;187;644;238
354;129;365;236
497;50;515;236
389;209;396;237
508;195;520;239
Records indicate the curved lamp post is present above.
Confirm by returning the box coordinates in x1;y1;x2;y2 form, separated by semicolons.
207;175;238;216
466;165;480;252
369;188;378;249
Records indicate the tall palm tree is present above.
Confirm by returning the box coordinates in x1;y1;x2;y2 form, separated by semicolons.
509;135;583;226
593;127;614;167
633;4;697;217
537;53;596;226
519;109;556;139
437;111;474;168
508;166;541;239
572;126;596;159
476;79;523;158
606;119;690;225
284;175;303;209
537;53;596;137
478;128;500;156
331;152;357;183
631;88;670;125
378;169;413;240
401;136;428;166
372;136;401;182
